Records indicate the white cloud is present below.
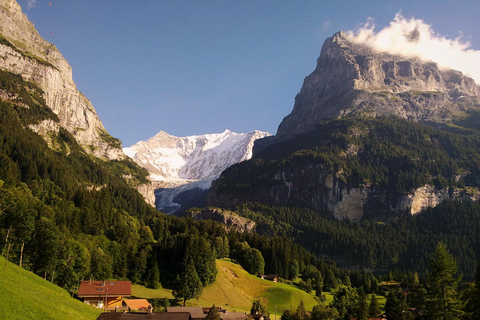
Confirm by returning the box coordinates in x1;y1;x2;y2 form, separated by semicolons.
27;0;37;9
323;21;331;31
346;13;480;84
316;20;331;37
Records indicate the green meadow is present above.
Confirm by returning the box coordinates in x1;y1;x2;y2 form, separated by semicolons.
0;256;101;320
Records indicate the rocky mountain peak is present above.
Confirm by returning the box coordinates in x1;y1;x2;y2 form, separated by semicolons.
275;31;480;141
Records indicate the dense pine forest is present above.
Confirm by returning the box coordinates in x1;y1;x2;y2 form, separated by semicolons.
235;201;480;280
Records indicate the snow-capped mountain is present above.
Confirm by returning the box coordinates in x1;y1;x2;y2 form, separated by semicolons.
124;129;271;213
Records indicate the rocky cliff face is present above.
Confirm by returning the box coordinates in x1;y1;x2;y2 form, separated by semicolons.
208;159;480;221
276;32;480;141
0;0;158;206
0;0;124;160
184;207;255;233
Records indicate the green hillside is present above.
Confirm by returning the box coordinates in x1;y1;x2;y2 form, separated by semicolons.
0;256;101;320
133;259;325;315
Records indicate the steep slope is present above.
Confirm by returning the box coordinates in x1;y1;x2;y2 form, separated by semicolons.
132;260;320;315
0;0;123;160
124;129;270;213
0;256;101;320
276;31;480;141
207;31;480;221
0;0;155;205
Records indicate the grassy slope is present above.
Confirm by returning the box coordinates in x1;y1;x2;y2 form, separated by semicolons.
0;256;101;320
133;260;325;315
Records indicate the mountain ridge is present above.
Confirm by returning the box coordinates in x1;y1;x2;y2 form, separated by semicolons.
124;129;271;213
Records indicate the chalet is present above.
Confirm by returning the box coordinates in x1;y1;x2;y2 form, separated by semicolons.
220;312;248;320
78;280;131;311
167;306;205;320
259;274;278;282
123;299;152;313
202;306;224;314
250;314;268;320
96;312;191;320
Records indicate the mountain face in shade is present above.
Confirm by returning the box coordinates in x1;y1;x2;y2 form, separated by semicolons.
124;129;271;213
207;32;480;221
276;31;480;141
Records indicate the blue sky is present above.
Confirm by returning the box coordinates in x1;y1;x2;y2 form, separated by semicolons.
20;1;480;147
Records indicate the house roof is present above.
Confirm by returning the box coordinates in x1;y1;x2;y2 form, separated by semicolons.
220;312;247;320
97;312;191;320
123;299;151;310
167;307;205;319
78;280;131;297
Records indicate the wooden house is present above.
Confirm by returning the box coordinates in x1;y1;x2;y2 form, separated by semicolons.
167;307;205;320
260;274;278;282
78;280;131;311
220;312;247;320
96;312;191;320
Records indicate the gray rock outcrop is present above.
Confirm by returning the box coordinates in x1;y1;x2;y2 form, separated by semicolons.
185;207;256;233
208;160;480;221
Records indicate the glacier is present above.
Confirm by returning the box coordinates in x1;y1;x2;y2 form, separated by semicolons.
124;129;271;213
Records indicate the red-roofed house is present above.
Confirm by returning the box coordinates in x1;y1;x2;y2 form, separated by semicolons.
78;280;131;310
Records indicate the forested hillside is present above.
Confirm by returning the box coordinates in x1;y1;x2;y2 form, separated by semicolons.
234;200;480;280
0;69;345;298
208;117;480;219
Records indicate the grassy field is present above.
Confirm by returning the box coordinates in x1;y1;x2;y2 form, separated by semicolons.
132;259;327;316
0;256;101;320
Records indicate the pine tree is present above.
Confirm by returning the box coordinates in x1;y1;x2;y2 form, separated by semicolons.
385;290;402;320
206;304;221;320
172;261;203;306
357;288;368;320
463;261;480;320
426;243;463;320
368;293;380;317
295;301;307;320
288;260;299;280
147;262;161;289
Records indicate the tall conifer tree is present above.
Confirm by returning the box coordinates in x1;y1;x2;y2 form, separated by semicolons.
426;242;463;320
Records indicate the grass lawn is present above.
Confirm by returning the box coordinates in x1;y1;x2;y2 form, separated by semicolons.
131;284;174;299
0;256;101;320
